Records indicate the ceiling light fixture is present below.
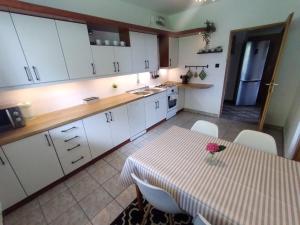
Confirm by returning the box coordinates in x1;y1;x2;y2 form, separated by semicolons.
195;0;216;4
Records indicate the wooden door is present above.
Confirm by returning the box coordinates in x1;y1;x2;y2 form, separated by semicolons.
258;13;294;130
114;47;132;74
91;46;115;76
56;20;94;79
3;132;64;195
0;12;33;87
11;13;69;83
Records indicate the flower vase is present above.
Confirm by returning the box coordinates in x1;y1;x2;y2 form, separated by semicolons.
207;153;217;165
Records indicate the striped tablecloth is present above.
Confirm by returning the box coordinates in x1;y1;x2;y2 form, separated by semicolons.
120;126;300;225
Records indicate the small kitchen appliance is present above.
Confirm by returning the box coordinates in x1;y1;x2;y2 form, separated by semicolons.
0;106;25;132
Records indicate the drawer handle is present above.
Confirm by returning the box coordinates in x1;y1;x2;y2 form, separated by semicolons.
67;144;81;152
0;156;5;165
64;135;79;142
61;126;77;133
71;156;84;164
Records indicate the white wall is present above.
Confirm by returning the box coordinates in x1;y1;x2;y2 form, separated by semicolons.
0;72;168;116
168;0;300;126
283;82;300;159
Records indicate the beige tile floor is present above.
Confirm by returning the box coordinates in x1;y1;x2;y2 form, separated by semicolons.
3;111;283;225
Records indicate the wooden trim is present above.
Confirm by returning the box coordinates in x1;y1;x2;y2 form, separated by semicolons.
293;140;300;162
231;22;286;33
0;0;206;37
159;35;170;67
146;119;167;132
3;138;130;215
258;13;294;130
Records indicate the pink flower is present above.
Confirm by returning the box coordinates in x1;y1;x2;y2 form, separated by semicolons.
206;143;219;153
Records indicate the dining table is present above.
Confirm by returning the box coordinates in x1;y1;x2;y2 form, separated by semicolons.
120;126;300;225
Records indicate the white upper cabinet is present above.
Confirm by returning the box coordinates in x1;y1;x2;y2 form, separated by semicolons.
0;12;33;88
0;148;26;210
56;21;94;79
145;34;159;71
11;13;69;83
3;132;64;195
114;47;132;74
91;46;115;76
169;37;179;68
130;32;147;73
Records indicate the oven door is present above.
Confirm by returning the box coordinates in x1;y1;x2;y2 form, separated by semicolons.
168;94;178;111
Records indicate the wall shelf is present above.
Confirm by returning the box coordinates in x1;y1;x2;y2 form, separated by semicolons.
197;49;223;54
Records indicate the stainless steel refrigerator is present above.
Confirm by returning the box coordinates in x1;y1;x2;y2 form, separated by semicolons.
235;40;270;106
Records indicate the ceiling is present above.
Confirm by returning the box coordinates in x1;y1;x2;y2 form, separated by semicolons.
119;0;198;15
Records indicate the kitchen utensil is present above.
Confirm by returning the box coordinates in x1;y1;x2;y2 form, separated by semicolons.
194;71;198;78
199;68;207;80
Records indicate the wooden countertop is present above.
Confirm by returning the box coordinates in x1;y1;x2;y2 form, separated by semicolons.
165;81;213;89
0;93;143;146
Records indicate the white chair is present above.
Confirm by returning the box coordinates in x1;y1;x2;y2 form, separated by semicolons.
193;214;211;225
131;173;184;225
234;130;277;155
191;120;219;137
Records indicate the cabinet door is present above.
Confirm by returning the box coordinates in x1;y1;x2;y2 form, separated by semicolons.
3;132;64;195
0;12;32;88
83;112;113;158
91;46;115;76
145;99;158;128
11;13;69;83
109;105;130;146
114;47;132;74
0;148;26;210
127;99;146;138
177;87;185;111
156;95;167;122
145;34;158;71
169;37;179;68
56;21;93;79
130;32;147;73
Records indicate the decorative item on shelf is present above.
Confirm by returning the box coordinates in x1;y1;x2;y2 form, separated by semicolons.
199;68;207;80
113;40;119;46
197;46;223;54
206;142;226;165
112;83;118;89
194;71;198;78
104;40;110;46
96;39;101;45
200;20;216;50
120;41;126;47
180;75;191;84
150;71;160;79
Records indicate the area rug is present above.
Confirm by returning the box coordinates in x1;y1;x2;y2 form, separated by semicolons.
111;199;193;225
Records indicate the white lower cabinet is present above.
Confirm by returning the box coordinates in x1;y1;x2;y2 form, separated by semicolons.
127;99;146;138
49;120;92;174
0;148;26;210
145;92;167;128
177;87;185;111
2;132;64;195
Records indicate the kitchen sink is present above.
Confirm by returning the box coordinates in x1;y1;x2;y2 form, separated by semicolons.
144;88;163;92
128;87;165;96
132;91;152;95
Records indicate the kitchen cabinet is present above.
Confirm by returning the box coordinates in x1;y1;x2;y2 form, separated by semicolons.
56;20;94;79
127;99;146;139
49;120;92;174
11;13;69;83
0;148;26;210
83;105;130;158
130;32;158;73
177;87;185;111
169;37;179;68
0;12;33;88
91;46;132;76
2;132;64;195
145;92;167;128
83;111;113;158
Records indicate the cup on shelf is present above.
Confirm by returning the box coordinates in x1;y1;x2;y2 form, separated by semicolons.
120;41;126;47
104;40;110;46
95;39;101;45
113;40;119;46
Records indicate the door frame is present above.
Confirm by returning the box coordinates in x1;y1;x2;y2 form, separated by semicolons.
219;18;292;129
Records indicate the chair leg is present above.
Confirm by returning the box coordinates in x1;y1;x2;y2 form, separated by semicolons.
169;214;174;225
141;204;151;225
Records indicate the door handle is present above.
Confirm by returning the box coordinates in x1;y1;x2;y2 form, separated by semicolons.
169;59;172;67
0;156;5;165
113;62;117;72
91;63;96;74
45;134;51;147
109;112;113;121
32;66;40;81
105;113;110;123
24;66;33;81
117;62;120;72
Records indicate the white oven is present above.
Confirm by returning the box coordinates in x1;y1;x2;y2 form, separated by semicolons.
166;86;178;119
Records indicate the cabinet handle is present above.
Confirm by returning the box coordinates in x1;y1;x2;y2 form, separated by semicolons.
24;66;33;81
144;60;147;69
0;156;5;165
157;100;160;109
71;156;84;164
147;60;150;69
91;63;96;74
155;101;158;109
109;112;113;121
32;66;40;81
67;144;81;152
169;59;172;67
105;113;110;123
61;126;77;133
117;62;120;72
113;62;117;72
64;135;79;142
45;134;51;147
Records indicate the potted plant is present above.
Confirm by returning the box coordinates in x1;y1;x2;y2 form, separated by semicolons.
201;20;216;50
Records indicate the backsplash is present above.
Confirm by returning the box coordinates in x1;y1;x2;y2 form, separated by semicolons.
0;71;168;117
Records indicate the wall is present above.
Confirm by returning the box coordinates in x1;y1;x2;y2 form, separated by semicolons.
283;82;300;159
21;0;170;30
0;72;168;116
168;0;300;126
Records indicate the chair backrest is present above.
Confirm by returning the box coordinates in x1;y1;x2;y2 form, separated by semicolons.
234;130;277;155
131;173;183;214
191;120;219;137
193;214;211;225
